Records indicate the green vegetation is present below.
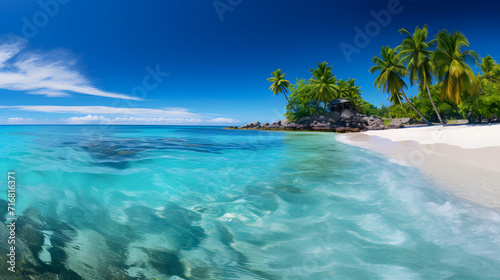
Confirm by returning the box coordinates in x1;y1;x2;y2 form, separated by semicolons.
267;64;369;122
369;45;432;125
434;30;480;105
399;24;443;124
308;62;339;110
268;25;500;124
369;26;500;123
267;69;293;103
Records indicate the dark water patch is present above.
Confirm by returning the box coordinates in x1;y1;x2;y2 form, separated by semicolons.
17;209;45;257
145;249;186;278
55;134;284;169
0;207;86;279
124;203;206;250
0;199;7;223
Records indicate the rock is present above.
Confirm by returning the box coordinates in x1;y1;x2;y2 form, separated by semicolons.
249;121;260;127
328;111;342;123
268;123;280;128
336;127;347;133
336;127;361;133
279;119;290;126
312;126;334;131
284;123;298;130
365;115;384;128
232;109;386;132
367;124;385;130
241;121;260;128
340;109;354;121
297;116;311;124
388;119;404;129
400;118;411;125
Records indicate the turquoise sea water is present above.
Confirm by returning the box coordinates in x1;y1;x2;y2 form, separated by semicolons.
1;125;500;280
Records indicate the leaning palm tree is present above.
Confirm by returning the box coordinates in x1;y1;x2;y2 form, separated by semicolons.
399;24;444;125
369;46;432;125
267;69;292;101
433;30;480;104
480;55;500;82
308;62;339;110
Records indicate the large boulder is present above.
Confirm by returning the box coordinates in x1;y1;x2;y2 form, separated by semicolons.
340;109;355;121
297;116;311;124
298;115;329;124
391;118;424;125
399;118;411;125
388;119;404;129
250;121;261;127
279;119;290;126
267;121;280;128
241;121;261;128
369;116;384;125
328;111;342;123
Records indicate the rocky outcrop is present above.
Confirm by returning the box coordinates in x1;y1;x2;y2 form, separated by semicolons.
386;117;426;128
363;115;385;130
233;109;387;133
241;121;261;128
387;119;405;129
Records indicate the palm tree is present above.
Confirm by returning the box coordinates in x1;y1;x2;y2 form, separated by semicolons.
336;79;349;98
346;78;362;103
480;55;500;82
308;62;339;110
267;69;292;101
433;30;480;105
369;46;432;125
399;24;444;125
338;78;362;108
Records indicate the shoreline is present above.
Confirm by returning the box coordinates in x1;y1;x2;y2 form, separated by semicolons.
338;124;500;212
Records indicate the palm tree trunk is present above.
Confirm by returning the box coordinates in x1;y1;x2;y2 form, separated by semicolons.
426;84;445;125
395;94;411;118
401;90;433;125
283;93;298;113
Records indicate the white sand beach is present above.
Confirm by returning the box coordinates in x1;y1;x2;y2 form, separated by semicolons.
339;124;500;211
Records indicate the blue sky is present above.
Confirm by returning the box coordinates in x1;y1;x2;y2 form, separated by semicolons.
1;0;499;125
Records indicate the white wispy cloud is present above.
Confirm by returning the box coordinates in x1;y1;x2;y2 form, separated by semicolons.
61;115;240;125
7;117;37;124
207;117;240;123
0;105;241;125
63;115;205;125
0;42;139;100
0;105;200;118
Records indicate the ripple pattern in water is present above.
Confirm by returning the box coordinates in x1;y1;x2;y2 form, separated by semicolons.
0;125;499;280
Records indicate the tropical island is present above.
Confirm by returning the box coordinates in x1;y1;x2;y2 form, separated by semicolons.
229;25;500;132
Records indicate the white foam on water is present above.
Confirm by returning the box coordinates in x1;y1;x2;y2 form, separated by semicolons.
38;231;53;265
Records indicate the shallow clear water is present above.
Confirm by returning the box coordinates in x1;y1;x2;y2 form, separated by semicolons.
1;125;500;280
